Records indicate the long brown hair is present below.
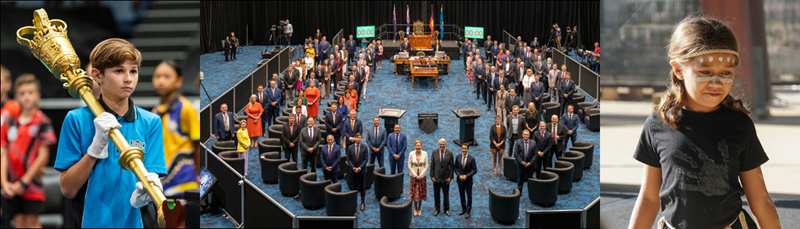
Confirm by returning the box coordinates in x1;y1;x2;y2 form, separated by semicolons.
657;16;749;129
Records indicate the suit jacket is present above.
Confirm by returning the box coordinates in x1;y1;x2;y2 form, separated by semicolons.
530;81;545;101
346;40;357;53
400;42;411;52
430;148;454;183
562;113;580;136
493;76;509;92
325;110;345;135
484;40;492;53
290;113;308;128
503;62;515;79
281;122;302;149
489;125;507;149
532;130;553;157
454;154;477;185
407;150;429;178
342;118;362;140
265;87;281;110
364;126;387;153
505;95;522;114
548;69;560;88
285;70;300;90
506;113;527;138
560;79;575;99
299;126;322;154
533;61;546;75
320;143;342;173
386;132;407;159
491;45;500;57
522;52;533;67
347;143;369;173
319;41;330;55
214;112;236;138
512;65;527;84
514;139;538;166
546;123;567;152
473;65;485;82
531;41;540;49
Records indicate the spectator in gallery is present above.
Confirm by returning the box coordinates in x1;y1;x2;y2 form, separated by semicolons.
593;42;600;55
408;140;429;217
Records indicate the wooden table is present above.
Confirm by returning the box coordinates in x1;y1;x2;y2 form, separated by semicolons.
393;56;451;75
410;66;439;89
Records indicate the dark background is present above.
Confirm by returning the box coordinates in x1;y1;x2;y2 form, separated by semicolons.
201;1;600;54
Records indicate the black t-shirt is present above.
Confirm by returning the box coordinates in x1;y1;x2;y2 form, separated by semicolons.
633;107;768;229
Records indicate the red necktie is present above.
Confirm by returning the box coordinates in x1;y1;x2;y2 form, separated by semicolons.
329;145;332;158
553;125;556;143
541;133;544;142
356;145;359;162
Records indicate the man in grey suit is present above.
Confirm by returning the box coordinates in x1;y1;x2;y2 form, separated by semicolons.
299;117;322;172
505;89;522;116
430;138;454;216
484;36;493;64
548;63;560;102
285;65;300;102
506;106;526;157
364;117;387;168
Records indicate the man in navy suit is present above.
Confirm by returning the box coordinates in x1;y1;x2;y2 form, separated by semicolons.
214;103;236;143
346;35;357;63
455;143;477;219
256;85;267;134
400;38;411;53
364;117;387;168
530;74;545;114
386;124;407;175
485;67;502;111
531;37;540;50
559;73;575;115
514;130;537;192
561;105;580;154
318;36;330;65
265;81;282;128
462;38;472;69
325;107;345;146
490;40;500;64
321;134;341;184
342;110;362;149
473;59;485;98
532;122;553;176
347;133;369;211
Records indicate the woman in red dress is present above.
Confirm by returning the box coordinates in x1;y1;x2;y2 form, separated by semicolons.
304;80;320;119
245;94;263;149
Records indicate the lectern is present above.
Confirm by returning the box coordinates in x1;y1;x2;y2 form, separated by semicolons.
452;109;481;146
379;108;407;133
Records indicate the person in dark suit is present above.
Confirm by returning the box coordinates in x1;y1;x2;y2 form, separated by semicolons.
484;36;493;63
386;124;407;175
346;35;357;63
513;61;527;100
324;107;344;146
341;110;362;149
514;130;536;192
455;143;477;219
271;73;286;106
530;74;545;114
561;105;579;154
531;37;540;50
364;117;387;168
400;38;411;53
532;122;553;177
319;36;330;65
285;66;300;103
506;106;526;157
490;69;509;111
533;56;545;79
320;134;341;184
346;133;369;211
473;59;485;97
429;138;454;216
490;40;500;65
225;32;237;61
462;38;473;69
214;103;236;144
485;66;498;110
282;115;302;162
559;73;575;115
299;117;321;172
265;81;282;129
546;114;567;160
505;89;522;118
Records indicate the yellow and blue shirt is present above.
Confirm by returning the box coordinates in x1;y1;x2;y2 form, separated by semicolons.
55;96;166;228
153;95;199;197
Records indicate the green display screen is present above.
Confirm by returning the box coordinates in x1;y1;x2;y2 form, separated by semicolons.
356;26;375;38
465;26;484;39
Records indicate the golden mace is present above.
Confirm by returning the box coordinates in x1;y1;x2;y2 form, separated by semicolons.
16;9;166;227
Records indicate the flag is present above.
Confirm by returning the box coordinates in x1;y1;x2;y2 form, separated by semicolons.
429;5;434;38
406;5;410;35
393;5;397;40
440;6;444;40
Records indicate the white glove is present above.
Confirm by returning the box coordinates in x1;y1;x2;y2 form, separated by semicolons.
87;112;121;159
130;173;163;208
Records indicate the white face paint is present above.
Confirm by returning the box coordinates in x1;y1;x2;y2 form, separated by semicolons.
695;75;734;84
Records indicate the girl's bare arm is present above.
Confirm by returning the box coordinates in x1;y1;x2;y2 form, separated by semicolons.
629;164;662;229
741;166;781;228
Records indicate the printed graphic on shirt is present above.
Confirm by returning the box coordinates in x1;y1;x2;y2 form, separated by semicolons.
674;139;730;197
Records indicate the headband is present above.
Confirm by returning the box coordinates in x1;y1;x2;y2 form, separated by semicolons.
673;49;739;62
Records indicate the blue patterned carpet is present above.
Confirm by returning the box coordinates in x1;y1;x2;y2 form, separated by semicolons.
200;48;600;228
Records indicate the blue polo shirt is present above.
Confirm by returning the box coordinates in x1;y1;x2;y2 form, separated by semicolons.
55;96;166;228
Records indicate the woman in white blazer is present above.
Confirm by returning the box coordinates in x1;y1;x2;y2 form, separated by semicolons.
408;140;429;216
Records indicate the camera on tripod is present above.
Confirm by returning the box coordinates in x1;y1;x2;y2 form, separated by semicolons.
566;26;572;34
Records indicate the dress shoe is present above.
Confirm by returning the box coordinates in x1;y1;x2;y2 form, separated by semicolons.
459;210;465;215
360;203;366;211
445;210;451;216
465;213;470;219
486;108;491;111
433;210;439;216
482;102;487;105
